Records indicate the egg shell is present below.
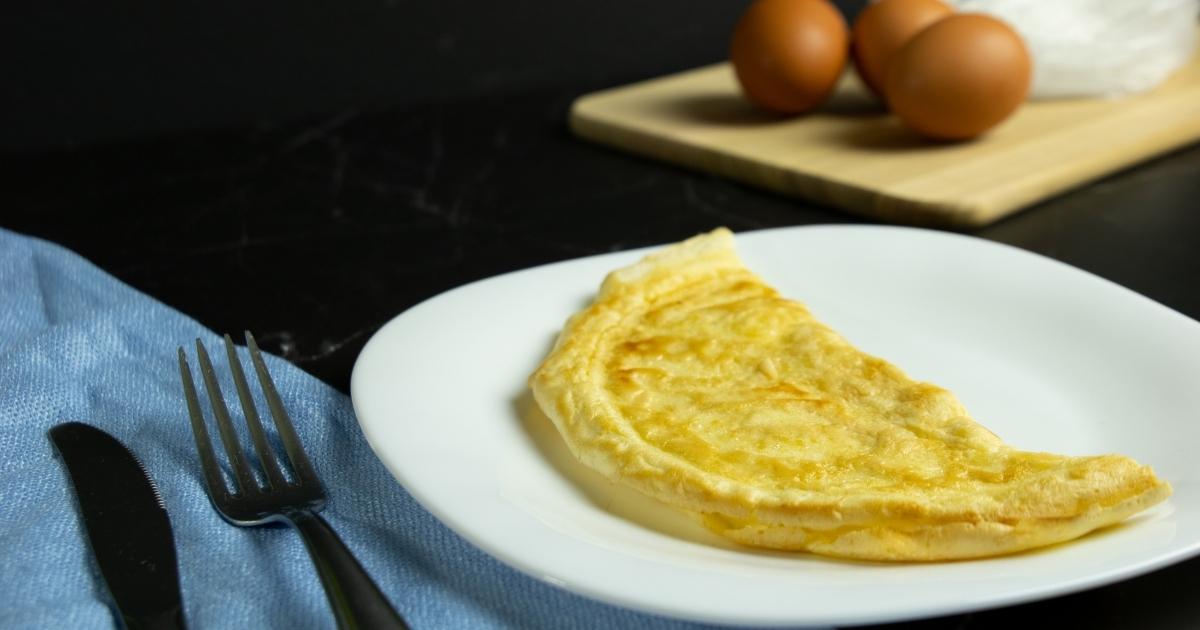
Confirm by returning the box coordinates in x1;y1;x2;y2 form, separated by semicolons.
730;0;849;114
852;0;955;98
885;13;1032;140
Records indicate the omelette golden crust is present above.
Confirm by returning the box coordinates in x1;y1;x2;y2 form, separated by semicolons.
529;228;1171;561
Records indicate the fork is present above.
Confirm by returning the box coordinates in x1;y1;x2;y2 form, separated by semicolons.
178;332;409;630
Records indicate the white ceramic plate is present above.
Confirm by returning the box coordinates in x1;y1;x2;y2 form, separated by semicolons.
351;226;1200;627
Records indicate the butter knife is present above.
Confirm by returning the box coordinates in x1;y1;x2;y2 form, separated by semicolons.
50;422;187;630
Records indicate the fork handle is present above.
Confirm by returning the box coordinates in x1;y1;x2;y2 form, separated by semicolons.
286;510;410;630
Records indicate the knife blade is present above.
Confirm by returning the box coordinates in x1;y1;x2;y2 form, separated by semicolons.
50;421;187;630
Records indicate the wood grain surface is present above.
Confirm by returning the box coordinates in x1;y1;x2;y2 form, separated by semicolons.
571;47;1200;227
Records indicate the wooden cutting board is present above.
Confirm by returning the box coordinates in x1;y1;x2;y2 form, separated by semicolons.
570;48;1200;228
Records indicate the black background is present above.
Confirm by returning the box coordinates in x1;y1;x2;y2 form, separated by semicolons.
3;1;1198;628
5;0;852;151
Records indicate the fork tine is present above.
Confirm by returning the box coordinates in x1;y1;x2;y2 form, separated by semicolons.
179;348;230;502
224;334;288;490
245;331;321;488
195;338;259;495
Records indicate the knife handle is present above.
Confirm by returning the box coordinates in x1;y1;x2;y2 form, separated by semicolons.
286;510;409;630
126;605;188;630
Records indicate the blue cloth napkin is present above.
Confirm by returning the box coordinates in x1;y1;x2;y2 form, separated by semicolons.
0;228;731;629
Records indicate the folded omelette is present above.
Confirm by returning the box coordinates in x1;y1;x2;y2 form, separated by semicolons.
529;228;1170;561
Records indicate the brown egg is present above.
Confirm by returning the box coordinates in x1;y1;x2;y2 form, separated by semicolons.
885;14;1031;140
730;0;849;114
851;0;954;98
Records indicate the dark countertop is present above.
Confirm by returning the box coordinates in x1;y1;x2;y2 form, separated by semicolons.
4;1;1198;628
